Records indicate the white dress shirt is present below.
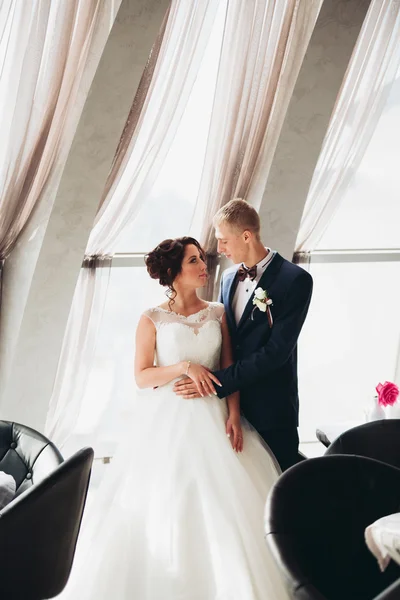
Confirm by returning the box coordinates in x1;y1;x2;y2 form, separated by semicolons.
232;248;275;325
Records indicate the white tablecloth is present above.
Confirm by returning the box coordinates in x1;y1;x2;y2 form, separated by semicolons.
365;513;400;571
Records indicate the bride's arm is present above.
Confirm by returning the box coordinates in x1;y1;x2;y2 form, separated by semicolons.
135;315;220;395
135;315;187;389
221;314;243;452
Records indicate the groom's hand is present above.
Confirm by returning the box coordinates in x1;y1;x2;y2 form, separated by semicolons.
174;379;202;399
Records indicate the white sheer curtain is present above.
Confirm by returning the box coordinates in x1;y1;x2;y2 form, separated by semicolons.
295;0;400;254
187;0;323;299
44;258;112;449
0;0;119;259
45;0;223;449
89;0;223;254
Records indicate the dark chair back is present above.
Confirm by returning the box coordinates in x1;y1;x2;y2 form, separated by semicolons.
265;455;400;600
325;419;400;469
0;420;63;496
375;578;400;600
0;447;94;599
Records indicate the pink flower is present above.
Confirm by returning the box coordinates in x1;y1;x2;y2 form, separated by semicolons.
376;381;400;407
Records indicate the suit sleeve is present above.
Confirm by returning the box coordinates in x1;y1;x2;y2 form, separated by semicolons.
214;271;312;398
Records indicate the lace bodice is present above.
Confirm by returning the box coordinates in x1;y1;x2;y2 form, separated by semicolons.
143;302;224;371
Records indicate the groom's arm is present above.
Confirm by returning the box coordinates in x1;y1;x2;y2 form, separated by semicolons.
214;271;313;398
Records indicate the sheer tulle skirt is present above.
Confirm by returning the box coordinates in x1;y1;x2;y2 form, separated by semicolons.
58;386;289;600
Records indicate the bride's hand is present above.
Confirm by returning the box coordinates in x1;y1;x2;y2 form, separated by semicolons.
226;414;243;453
186;363;221;397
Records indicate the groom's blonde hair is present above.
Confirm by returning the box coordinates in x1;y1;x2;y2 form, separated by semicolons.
213;199;261;240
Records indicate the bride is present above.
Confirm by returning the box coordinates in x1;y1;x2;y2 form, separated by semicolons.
59;236;289;600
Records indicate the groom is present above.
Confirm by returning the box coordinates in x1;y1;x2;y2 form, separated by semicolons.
175;199;313;471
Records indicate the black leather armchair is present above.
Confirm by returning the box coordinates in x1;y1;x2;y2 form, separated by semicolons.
265;455;400;600
0;446;94;599
0;420;63;496
375;578;400;599
325;419;400;470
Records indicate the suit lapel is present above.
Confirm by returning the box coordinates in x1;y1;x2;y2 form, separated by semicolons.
223;268;239;333
237;252;284;331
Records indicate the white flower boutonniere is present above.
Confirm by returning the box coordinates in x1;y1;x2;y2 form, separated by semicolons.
252;287;273;327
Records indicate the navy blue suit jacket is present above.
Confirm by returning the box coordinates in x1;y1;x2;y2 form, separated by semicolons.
215;253;313;432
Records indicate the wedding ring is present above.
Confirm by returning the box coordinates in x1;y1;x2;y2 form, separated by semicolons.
227;434;231;438
201;380;206;385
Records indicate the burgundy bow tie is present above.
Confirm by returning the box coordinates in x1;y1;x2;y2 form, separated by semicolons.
237;264;257;282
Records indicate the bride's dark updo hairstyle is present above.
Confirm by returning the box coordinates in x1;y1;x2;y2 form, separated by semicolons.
145;237;205;308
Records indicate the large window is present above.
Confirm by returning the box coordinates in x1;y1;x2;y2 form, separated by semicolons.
298;68;400;441
298;254;400;440
69;11;400;456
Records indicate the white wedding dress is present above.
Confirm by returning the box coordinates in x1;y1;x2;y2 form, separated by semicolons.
59;303;289;600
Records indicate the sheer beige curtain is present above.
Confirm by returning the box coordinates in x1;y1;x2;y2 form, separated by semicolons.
45;8;170;448
187;0;323;299
89;0;222;254
99;5;171;210
295;0;400;255
0;0;117;260
45;0;223;449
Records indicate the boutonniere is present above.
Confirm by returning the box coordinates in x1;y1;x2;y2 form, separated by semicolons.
252;287;273;328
